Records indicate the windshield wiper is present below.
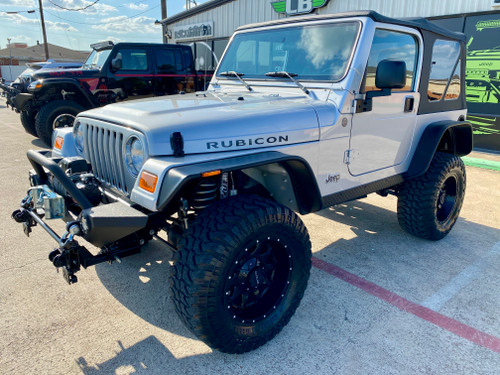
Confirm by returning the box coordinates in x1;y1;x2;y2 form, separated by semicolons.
265;71;310;95
219;71;253;92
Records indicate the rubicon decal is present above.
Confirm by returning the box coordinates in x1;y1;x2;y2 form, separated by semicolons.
207;135;289;149
272;0;330;15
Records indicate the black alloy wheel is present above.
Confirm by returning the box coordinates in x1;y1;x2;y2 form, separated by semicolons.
223;236;292;324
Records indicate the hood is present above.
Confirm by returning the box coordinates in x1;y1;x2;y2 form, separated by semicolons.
79;92;337;156
33;67;99;80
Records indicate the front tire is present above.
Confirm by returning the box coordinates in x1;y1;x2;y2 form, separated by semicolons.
397;152;466;240
35;100;84;146
170;195;311;353
20;109;37;136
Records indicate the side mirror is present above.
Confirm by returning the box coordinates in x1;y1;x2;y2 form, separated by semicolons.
0;77;4;84
111;56;122;71
355;60;407;113
375;60;406;90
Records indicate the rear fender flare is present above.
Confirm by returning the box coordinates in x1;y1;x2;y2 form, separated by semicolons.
405;120;472;179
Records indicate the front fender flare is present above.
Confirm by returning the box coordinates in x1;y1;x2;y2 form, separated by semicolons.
35;78;96;108
154;152;322;215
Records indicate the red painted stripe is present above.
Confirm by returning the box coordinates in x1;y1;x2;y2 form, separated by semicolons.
312;257;500;354
114;74;200;77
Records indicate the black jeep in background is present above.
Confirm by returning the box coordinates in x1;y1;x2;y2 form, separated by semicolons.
11;41;211;145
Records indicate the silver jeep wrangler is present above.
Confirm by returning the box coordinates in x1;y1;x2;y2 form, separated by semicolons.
13;11;472;353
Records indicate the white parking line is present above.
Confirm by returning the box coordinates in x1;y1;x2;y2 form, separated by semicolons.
421;241;500;311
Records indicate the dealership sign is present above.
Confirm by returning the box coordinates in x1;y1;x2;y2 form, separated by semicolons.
173;22;213;41
272;0;330;15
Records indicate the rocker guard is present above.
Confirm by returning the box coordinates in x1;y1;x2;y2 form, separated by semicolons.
26;150;148;248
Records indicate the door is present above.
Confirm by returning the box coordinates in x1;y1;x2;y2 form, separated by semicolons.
155;48;190;95
107;47;154;100
349;28;420;176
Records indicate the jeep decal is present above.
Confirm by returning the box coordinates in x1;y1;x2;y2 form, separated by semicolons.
207;135;289;149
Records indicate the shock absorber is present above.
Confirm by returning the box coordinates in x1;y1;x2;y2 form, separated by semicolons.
192;178;218;210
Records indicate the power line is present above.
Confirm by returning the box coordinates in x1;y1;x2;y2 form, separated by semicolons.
42;4;160;26
46;0;100;12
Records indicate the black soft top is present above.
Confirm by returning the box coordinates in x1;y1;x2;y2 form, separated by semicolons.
236;10;465;41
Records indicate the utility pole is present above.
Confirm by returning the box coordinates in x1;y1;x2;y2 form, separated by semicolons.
38;0;50;59
161;0;167;43
7;38;12;81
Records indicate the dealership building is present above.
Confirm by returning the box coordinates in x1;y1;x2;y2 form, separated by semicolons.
160;0;500;152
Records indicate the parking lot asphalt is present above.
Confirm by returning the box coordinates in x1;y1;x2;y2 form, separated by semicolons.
0;98;499;375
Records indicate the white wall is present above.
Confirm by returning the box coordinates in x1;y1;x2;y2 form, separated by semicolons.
1;65;26;83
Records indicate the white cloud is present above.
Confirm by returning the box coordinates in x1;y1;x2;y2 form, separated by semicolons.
8;34;34;44
126;3;149;11
1;0;36;7
92;16;160;34
1;12;77;32
45;0;116;15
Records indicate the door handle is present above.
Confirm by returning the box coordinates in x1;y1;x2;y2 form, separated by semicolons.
404;96;414;112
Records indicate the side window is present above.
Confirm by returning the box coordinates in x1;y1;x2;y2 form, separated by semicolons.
157;49;183;74
115;49;148;71
364;29;418;92
428;40;461;101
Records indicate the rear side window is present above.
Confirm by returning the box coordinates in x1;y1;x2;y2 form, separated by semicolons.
157;49;183;74
115;48;148;71
428;39;461;101
364;29;418;92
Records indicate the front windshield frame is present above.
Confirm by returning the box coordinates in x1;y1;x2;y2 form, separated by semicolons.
84;48;112;69
216;20;362;83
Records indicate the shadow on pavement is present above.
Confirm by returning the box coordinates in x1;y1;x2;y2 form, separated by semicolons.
76;336;197;374
30;138;49;148
95;239;195;340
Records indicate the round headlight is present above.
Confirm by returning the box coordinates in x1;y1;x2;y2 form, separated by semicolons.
73;121;84;154
125;136;144;177
27;80;42;91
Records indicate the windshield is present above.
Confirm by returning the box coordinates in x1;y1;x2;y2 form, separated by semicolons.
216;22;360;82
84;48;112;69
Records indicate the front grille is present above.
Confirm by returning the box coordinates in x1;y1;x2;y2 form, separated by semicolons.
83;123;129;194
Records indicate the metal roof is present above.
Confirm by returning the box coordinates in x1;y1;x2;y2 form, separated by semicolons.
236;10;466;40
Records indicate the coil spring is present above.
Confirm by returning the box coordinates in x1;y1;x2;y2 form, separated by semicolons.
192;178;218;210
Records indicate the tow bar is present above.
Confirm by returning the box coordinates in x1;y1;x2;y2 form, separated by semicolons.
12;192;142;285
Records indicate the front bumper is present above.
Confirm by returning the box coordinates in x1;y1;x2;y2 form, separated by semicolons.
12;150;153;283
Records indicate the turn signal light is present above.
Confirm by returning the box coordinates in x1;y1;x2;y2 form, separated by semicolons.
139;171;158;193
201;170;221;178
54;136;64;150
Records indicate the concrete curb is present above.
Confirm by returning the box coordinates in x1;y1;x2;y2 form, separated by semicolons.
462;156;500;172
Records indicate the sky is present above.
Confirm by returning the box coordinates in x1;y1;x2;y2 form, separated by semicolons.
0;0;210;52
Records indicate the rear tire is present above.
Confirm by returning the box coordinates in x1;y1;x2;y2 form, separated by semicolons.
20;110;37;136
35;100;84;146
170;194;311;353
397;152;466;240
